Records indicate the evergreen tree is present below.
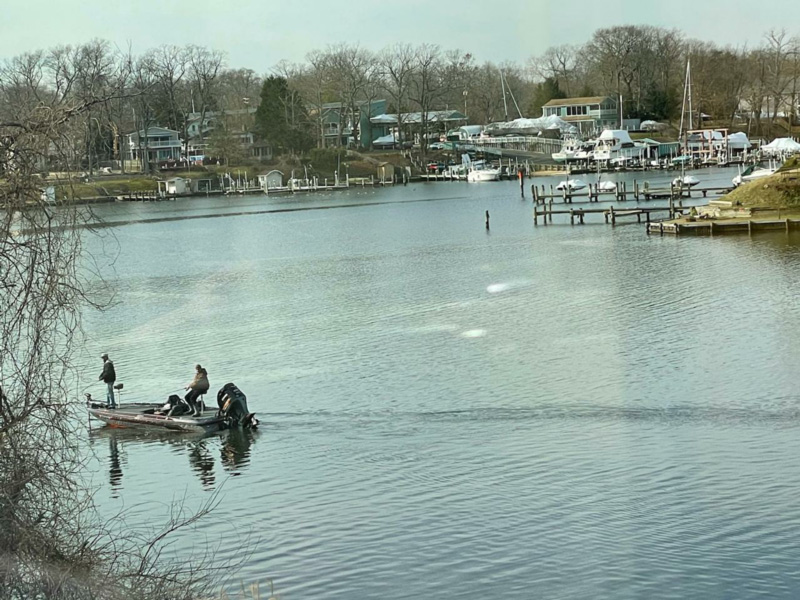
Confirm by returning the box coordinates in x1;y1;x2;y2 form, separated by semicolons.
254;76;314;155
528;77;567;117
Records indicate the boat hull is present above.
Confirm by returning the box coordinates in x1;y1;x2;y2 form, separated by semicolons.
467;169;501;182
88;402;226;433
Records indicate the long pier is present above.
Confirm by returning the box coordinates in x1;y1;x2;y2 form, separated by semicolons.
534;203;682;226
530;180;733;204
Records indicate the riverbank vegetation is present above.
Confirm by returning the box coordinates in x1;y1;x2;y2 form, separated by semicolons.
0;71;249;599
724;157;800;208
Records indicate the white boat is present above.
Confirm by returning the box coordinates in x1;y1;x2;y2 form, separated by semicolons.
467;165;501;182
732;164;778;187
672;175;700;188
552;138;581;162
597;180;617;193
574;141;596;161
556;179;588;192
593;130;645;163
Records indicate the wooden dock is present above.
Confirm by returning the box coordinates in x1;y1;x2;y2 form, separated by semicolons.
647;218;800;236
534;203;682;226
530;180;733;204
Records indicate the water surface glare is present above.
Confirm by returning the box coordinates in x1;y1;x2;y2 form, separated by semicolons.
81;169;800;598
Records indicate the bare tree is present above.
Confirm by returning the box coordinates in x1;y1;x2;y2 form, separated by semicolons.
326;43;378;148
380;43;414;144
529;44;577;96
1;46;246;599
408;46;471;154
129;52;157;173
188;46;225;146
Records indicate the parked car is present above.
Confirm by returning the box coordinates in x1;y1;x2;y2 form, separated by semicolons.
429;142;445;150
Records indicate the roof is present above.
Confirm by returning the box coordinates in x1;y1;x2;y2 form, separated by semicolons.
458;125;483;135
127;126;181;138
560;115;599;122
322;100;386;110
543;96;613;107
370;110;466;125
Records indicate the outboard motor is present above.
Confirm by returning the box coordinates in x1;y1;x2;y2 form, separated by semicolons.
216;383;258;429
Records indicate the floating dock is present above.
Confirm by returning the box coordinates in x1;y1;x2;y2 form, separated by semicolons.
647;218;800;236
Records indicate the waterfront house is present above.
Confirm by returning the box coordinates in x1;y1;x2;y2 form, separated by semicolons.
318;100;387;149
542;97;619;134
124;126;183;170
186;108;271;163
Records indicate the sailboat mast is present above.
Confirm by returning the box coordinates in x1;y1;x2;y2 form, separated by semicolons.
687;59;693;131
500;71;509;121
679;58;690;153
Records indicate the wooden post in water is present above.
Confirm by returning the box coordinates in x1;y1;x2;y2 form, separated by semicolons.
533;203;538;225
634;180;639;200
609;205;616;226
548;199;554;223
570;209;574;225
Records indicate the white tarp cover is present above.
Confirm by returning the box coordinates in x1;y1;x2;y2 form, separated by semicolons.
727;132;751;149
372;133;396;145
640;120;664;130
486;115;577;134
599;129;634;144
761;137;800;153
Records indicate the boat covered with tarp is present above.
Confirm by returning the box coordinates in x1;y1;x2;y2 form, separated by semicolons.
86;382;258;432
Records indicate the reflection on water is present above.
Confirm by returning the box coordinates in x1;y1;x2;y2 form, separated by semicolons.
108;435;123;492
89;427;257;491
220;429;257;474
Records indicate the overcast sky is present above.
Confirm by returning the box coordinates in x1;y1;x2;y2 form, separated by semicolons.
1;0;798;72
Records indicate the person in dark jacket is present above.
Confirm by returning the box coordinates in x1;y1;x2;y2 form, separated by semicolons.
184;364;210;417
99;353;117;408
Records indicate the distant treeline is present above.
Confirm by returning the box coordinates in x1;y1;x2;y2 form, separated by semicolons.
1;26;798;167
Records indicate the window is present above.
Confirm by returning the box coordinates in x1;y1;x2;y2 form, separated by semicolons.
566;105;588;116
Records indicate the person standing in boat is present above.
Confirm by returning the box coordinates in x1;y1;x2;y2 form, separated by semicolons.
99;353;117;409
184;364;210;417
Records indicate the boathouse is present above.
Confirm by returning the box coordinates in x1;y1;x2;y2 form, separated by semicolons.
258;170;284;191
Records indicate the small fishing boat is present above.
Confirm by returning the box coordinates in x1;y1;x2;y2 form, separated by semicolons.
86;382;257;432
87;402;228;432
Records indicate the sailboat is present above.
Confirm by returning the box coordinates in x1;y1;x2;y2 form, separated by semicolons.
673;59;702;188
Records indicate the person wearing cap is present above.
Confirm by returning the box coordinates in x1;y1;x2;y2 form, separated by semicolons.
99;353;117;408
184;364;210;417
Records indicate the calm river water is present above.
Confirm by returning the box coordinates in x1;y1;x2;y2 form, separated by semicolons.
79;166;800;599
